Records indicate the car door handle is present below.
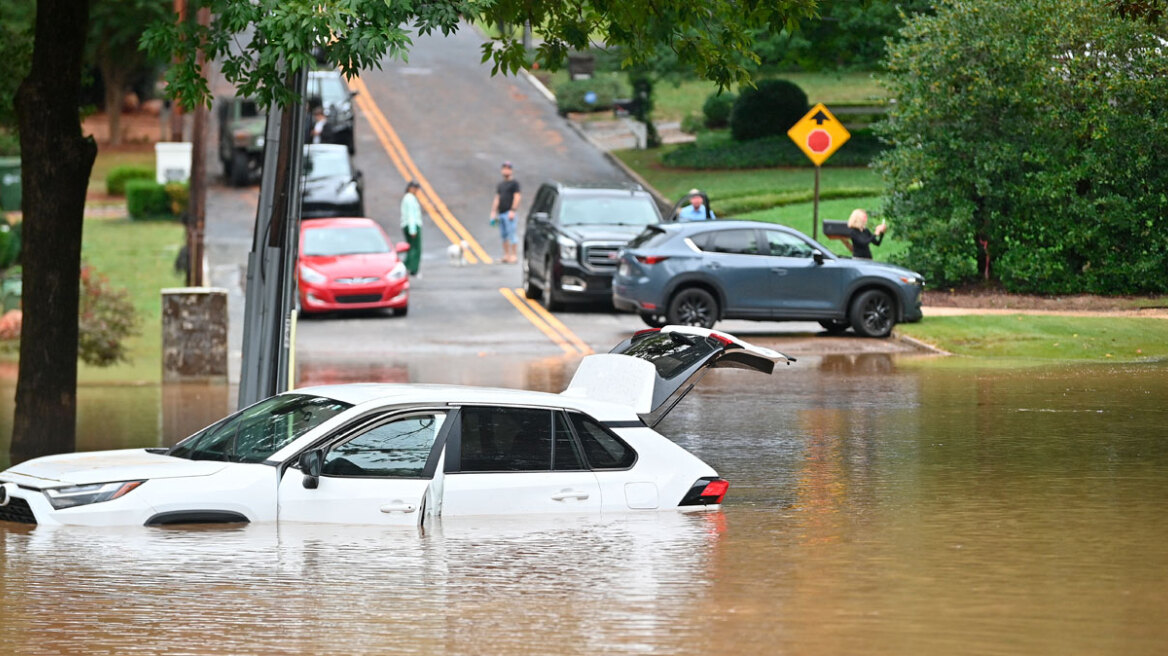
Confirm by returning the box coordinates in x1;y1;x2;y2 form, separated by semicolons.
771;268;788;276
551;490;591;501
380;502;417;514
704;262;721;269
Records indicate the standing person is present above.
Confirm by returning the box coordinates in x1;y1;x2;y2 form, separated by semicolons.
677;189;715;222
400;181;423;277
846;208;887;260
309;106;328;144
490;161;521;263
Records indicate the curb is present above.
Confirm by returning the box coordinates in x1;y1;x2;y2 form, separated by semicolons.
894;332;950;355
518;68;672;212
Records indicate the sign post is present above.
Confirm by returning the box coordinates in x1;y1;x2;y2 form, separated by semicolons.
786;103;850;241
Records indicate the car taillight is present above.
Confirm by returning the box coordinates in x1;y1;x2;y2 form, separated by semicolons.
678;477;729;506
635;255;669;265
633;328;662;338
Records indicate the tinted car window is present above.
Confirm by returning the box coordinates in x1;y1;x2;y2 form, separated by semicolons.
322;414;444;477
459;407;553;472
570;414;636;469
303;226;389;256
616;331;719;379
764;230;816;258
559;195;660;227
553;412;585;471
170;395;351;463
308;75;349;107
708;229;760;255
304;148;351;180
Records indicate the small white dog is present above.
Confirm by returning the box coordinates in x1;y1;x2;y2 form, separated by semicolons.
446;240;469;266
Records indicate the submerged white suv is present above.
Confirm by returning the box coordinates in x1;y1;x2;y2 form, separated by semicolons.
0;327;791;528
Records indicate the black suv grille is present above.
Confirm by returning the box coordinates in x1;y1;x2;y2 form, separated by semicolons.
583;243;623;270
0;496;38;525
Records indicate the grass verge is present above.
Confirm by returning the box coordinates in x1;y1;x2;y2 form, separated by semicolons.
898;314;1168;364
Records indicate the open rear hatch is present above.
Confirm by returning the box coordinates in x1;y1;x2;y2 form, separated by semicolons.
562;326;794;427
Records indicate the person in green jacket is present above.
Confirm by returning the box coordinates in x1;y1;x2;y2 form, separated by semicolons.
400;180;423;276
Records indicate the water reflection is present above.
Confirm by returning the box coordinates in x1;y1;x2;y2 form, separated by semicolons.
3;361;1168;655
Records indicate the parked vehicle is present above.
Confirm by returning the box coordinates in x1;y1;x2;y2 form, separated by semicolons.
301;144;364;219
217;96;266;187
307;70;357;153
0;327;791;527
297;217;409;316
522;181;663;310
613;220;924;337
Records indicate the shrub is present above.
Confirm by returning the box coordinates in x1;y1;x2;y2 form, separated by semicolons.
78;264;140;367
554;76;628;114
165;181;189;217
730;79;808;142
680;114;704;135
125;178;171;220
877;0;1168;294
0;219;21;270
106;165;155;196
702;92;737;129
660;129;886;169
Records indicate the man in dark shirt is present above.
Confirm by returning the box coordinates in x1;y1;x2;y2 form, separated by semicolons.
490;161;521;263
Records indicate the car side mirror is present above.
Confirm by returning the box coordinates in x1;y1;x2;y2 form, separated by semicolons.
352;170;363;183
812;249;825;265
395;241;411;254
299;449;324;489
349;90;359;98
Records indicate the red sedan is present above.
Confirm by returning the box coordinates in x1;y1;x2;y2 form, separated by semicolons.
298;218;410;316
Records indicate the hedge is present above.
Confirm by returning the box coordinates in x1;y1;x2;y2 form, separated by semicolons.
106;165;156;196
661;129;887;170
125;179;172;220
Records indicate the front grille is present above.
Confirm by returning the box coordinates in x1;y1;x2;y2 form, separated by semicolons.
0;496;38;525
583;243;623;271
336;294;383;304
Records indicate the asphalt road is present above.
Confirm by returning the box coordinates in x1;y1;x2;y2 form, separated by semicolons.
204;26;917;391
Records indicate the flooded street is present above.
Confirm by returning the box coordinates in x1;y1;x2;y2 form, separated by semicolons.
2;356;1167;655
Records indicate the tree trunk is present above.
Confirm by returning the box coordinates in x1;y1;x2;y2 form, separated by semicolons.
10;0;97;464
101;53;126;147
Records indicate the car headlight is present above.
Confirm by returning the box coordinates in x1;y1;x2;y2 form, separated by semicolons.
386;261;407;282
44;481;143;510
299;264;328;284
557;236;578;262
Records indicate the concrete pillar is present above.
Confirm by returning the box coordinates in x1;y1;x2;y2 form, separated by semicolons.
162;287;228;382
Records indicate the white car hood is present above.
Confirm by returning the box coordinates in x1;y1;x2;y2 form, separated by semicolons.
2;449;229;488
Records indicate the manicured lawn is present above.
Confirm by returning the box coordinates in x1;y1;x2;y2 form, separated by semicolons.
898;315;1168;363
77;215;185;383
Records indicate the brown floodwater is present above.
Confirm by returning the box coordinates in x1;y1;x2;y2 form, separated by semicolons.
2;355;1167;655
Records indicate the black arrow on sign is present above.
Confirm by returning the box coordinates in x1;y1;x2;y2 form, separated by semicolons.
811;110;830;125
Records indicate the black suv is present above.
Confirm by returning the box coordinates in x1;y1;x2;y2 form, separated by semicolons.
522;181;663;310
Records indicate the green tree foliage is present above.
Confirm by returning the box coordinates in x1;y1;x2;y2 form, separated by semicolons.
876;0;1168;294
752;0;933;71
730;79;808;141
143;0;819;112
89;0;171;146
0;0;35;153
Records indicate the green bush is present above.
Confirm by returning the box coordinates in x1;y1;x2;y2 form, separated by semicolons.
680;114;704;135
78;264;140;367
660;129;886;169
702;92;737;129
0;219;21;271
555;77;628;114
106;165;155;196
730;79;808;142
164;181;189;217
125;179;171;220
877;0;1168;294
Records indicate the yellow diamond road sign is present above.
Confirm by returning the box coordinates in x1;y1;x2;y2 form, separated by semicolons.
787;103;850;166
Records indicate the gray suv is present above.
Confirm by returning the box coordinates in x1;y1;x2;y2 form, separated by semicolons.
612;220;924;337
522;181;663;310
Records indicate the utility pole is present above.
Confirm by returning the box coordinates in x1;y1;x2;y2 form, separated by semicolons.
238;66;307;407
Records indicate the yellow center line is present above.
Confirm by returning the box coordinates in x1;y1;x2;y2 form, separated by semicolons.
512;289;594;355
350;75;493;264
498;288;580;356
349;84;467;256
